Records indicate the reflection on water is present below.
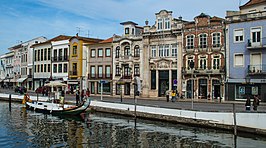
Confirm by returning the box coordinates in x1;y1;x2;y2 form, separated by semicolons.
0;101;266;148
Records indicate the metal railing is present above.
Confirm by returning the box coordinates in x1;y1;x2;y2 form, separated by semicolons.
247;38;266;49
248;64;266;74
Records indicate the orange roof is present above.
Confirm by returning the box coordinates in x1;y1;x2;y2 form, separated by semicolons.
99;37;113;43
240;0;266;9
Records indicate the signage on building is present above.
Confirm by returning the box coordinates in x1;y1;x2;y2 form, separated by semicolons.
173;79;177;86
239;86;245;95
252;86;258;95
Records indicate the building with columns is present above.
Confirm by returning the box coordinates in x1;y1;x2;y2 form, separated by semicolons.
112;21;143;97
182;13;225;100
142;10;184;97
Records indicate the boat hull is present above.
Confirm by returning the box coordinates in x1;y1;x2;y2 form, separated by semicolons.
26;99;91;116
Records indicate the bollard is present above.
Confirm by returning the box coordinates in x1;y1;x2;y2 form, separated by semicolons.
233;103;237;135
9;94;11;112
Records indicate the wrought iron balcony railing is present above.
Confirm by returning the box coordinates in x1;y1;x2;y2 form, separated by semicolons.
248;64;266;75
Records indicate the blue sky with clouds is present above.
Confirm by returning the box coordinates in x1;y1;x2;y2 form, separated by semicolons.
0;0;249;55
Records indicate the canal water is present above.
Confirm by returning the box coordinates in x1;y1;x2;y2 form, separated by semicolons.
0;101;266;148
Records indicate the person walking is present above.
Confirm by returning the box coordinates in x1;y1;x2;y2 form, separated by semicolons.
253;95;259;111
245;96;251;111
165;90;170;102
171;90;176;102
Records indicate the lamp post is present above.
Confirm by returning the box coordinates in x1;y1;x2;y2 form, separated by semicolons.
189;61;194;109
245;75;250;97
120;66;123;102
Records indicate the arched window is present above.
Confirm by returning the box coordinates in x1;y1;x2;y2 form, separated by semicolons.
199;34;207;48
115;46;120;58
124;46;130;56
134;45;140;57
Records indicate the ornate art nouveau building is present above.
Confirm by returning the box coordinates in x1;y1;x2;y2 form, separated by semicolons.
182;13;225;100
142;10;184;97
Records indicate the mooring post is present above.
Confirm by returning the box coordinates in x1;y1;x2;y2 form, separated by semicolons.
9;94;11;112
233;103;237;135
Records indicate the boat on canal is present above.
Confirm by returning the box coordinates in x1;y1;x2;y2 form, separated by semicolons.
24;80;91;116
25;98;91;115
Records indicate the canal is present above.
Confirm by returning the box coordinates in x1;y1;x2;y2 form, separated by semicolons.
0;101;266;148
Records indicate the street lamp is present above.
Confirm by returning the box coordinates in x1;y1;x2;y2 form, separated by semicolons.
189;61;194;109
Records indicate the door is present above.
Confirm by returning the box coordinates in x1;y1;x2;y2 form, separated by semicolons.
251;53;261;73
251;27;261;47
158;70;169;97
198;79;207;99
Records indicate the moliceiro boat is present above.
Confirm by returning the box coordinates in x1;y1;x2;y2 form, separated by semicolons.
25;99;91;115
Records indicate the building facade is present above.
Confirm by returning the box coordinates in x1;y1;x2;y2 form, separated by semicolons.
51;35;71;84
112;21;143;97
182;13;225;100
142;10;183;97
68;35;102;93
1;52;15;88
226;0;266;101
87;37;113;95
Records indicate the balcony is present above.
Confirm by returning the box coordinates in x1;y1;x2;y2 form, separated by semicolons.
69;71;78;76
52;56;69;62
185;46;194;53
88;73;112;80
247;38;266;50
198;45;208;52
248;65;266;75
182;67;225;75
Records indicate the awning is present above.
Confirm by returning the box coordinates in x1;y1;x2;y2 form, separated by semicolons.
16;77;27;83
4;78;16;82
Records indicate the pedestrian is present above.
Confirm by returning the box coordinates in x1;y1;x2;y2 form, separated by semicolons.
171;90;176;102
253;95;259;111
75;89;80;106
86;88;90;97
165;90;169;102
245;96;251;111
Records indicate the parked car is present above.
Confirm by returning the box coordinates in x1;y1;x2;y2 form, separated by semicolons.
14;86;27;94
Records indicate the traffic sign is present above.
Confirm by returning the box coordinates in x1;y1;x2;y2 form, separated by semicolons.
173;79;177;86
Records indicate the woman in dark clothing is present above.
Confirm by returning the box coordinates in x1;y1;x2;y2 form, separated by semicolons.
245;96;251;111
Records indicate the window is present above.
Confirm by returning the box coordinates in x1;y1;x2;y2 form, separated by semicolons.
105;65;111;78
134;45;140;57
53;64;57;73
44;48;47;60
91;49;96;58
199;56;207;69
47;64;51;72
44;64;47;72
72;63;77;75
234;29;244;42
124;46;130;56
98;65;103;78
251;27;261;43
234;54;244;67
159;45;164;57
115;65;120;76
37;65;40;73
73;45;77;55
37;50;40;61
59;48;63;60
115;46;120;58
125;27;129;34
132;28;135;35
186;35;194;49
58;64;62;73
54;49;57;61
171;44;177;57
199;34;207;48
164;18;170;29
164;45;169;57
34;65;36;72
187;57;194;70
64;48;68;60
41;64;43;72
98;48;103;57
124;65;130;77
34;50;37;61
151;46;156;57
91;66;95;78
134;64;140;76
212;33;221;48
105;48;111;57
151;70;156;89
41;49;44;61
157;19;163;30
63;63;67;73
213;55;220;70
48;48;51;60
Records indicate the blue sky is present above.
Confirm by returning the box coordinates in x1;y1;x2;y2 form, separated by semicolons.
0;0;249;55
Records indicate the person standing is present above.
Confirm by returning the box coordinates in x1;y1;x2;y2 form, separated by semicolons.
253;95;259;111
171;90;176;102
75;89;80;106
245;96;251;111
165;90;170;102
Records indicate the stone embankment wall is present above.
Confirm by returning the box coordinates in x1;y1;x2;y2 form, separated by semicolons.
90;101;266;135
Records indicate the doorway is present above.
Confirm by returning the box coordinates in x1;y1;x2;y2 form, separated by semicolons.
198;79;207;99
212;80;220;99
158;70;169;97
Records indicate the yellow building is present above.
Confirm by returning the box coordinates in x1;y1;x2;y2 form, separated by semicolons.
68;34;102;92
